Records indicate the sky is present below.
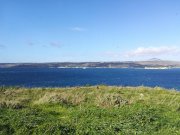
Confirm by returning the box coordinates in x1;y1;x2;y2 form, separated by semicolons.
1;0;180;62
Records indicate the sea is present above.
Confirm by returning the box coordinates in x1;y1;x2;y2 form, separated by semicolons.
0;68;180;90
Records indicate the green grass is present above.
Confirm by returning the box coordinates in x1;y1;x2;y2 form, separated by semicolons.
0;86;180;135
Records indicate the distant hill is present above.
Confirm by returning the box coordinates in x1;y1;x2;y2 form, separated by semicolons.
0;60;180;68
147;58;162;61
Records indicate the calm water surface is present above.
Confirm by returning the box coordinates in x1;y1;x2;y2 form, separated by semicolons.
0;68;180;90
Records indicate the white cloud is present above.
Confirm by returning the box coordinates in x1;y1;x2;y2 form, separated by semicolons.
125;46;180;57
70;27;86;32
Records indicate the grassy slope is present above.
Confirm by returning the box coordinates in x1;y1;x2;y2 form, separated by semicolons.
0;86;180;135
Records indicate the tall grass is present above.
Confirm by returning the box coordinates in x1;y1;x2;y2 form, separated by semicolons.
0;86;180;134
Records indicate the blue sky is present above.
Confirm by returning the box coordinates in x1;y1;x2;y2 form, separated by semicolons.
0;0;180;62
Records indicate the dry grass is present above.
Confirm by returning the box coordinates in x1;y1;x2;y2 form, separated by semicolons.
0;86;179;109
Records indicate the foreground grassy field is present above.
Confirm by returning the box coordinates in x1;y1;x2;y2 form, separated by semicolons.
0;86;180;135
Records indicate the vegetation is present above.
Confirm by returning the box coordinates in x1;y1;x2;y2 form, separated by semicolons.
0;86;180;135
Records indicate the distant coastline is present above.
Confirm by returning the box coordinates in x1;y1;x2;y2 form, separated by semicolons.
1;60;180;69
55;66;179;70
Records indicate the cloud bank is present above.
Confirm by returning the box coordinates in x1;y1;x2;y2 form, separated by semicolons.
125;46;180;57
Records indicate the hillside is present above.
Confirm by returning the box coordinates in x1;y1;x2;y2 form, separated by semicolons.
1;60;180;68
0;86;180;134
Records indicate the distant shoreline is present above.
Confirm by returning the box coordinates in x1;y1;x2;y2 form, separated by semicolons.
56;66;180;69
1;66;180;70
1;60;180;69
5;66;178;70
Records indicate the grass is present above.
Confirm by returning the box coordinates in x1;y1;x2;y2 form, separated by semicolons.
0;85;180;135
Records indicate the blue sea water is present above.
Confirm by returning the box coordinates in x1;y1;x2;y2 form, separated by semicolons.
0;68;180;90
